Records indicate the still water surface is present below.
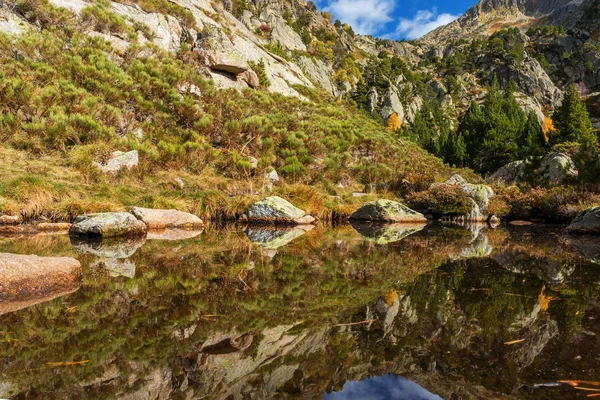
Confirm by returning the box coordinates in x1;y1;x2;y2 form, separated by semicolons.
0;223;599;399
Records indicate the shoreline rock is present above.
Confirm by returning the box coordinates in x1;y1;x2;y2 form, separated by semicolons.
0;253;81;314
240;197;315;225
131;207;204;230
567;207;600;234
69;212;147;238
350;200;427;223
434;175;494;222
0;215;21;225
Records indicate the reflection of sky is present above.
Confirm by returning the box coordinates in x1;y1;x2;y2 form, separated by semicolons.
323;375;443;400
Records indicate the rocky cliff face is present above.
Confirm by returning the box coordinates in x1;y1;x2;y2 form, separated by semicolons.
425;0;600;45
0;0;597;143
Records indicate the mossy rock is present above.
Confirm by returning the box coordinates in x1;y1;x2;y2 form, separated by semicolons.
567;207;600;234
350;200;427;223
241;196;315;225
69;212;147;238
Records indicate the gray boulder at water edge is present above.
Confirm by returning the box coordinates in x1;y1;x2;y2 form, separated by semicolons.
350;200;427;223
567;207;600;234
69;212;148;238
240;196;315;225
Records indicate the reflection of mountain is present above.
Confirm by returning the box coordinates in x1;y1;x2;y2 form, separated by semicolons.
0;225;600;399
351;222;426;244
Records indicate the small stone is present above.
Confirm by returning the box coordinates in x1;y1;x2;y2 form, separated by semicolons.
0;215;21;225
174;177;185;190
509;220;533;226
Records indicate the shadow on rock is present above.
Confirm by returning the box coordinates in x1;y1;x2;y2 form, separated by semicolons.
350;222;426;244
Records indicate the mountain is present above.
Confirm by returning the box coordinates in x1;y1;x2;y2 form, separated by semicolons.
0;0;598;224
424;0;600;45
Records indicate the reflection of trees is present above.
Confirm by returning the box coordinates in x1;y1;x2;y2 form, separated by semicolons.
1;225;600;398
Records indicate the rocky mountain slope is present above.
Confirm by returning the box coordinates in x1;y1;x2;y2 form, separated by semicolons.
0;0;598;223
1;0;596;131
424;0;600;45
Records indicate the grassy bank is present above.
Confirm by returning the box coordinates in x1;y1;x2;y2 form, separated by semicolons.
0;2;470;222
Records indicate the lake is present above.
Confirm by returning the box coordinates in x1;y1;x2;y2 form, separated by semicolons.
0;222;599;399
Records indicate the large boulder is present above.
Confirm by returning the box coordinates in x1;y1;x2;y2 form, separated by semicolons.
380;86;404;124
94;150;139;174
0;253;81;315
196;24;250;75
536;152;578;184
435;175;494;222
567;207;600;234
240;196;315;225
488;160;526;185
131;207;204;230
350;200;427;223
70;212;147;238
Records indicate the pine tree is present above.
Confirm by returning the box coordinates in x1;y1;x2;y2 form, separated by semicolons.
518;112;545;158
552;84;596;145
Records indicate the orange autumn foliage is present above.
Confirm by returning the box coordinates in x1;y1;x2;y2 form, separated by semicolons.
384;289;399;306
387;113;401;131
542;117;556;143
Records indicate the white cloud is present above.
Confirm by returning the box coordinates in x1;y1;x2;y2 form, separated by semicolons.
323;0;396;35
394;9;459;39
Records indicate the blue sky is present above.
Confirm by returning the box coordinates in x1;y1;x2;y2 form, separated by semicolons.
314;0;478;40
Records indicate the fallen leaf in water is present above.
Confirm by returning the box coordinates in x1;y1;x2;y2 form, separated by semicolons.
46;360;90;367
560;381;600;387
504;339;526;345
575;387;600;392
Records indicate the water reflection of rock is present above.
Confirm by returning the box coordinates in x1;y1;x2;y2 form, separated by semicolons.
244;225;313;249
495;252;575;284
71;237;145;279
5;225;600;399
447;222;493;259
92;258;137;279
566;236;600;264
70;236;145;258
146;229;203;241
350;222;426;244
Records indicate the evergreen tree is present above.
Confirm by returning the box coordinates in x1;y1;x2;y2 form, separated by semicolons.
552;84;596;145
518;112;545;158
